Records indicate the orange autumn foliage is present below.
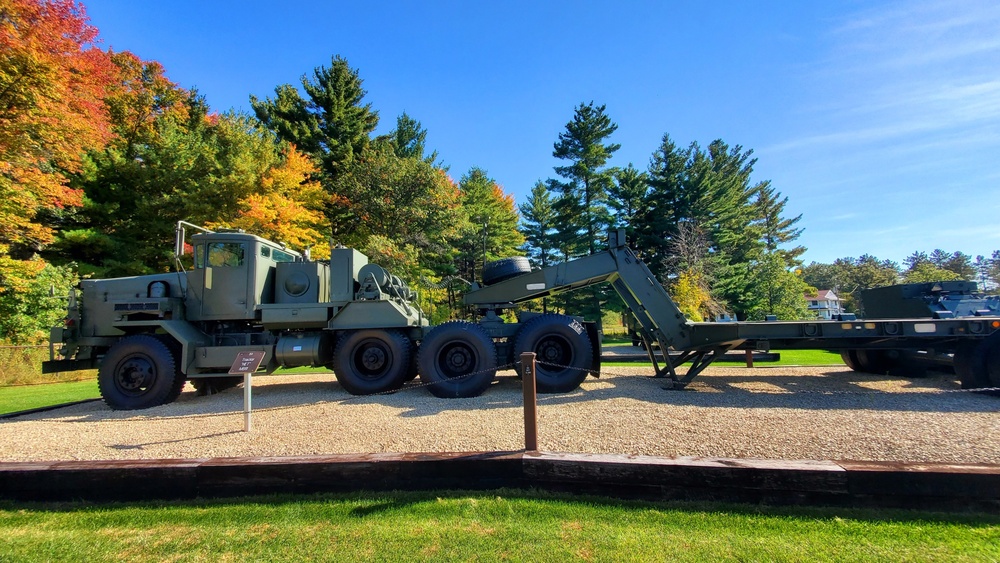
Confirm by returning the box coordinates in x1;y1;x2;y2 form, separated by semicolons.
0;0;116;251
212;147;331;258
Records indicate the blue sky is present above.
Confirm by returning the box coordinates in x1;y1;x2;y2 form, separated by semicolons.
82;0;1000;266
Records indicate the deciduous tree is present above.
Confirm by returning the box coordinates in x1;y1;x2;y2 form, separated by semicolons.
0;0;115;255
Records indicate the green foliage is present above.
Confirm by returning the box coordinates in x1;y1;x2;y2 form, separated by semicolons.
547;102;622;326
519;181;558;269
385;111;438;164
251;55;378;183
802;256;900;313
453;168;524;283
902;262;963;284
0;258;76;344
551;101;620;258
743;252;815;320
328;142;464;318
607;163;648;244
58;103;287;275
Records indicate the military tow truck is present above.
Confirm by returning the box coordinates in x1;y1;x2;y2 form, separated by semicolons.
44;224;1000;409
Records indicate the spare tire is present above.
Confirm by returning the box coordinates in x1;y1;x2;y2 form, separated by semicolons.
482;256;531;285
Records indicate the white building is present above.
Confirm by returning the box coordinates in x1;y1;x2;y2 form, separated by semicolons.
804;289;843;320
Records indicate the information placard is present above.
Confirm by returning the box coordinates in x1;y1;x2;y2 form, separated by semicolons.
229;350;266;375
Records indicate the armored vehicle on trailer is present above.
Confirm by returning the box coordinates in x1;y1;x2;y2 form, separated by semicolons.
835;282;1000;378
45;225;1000;410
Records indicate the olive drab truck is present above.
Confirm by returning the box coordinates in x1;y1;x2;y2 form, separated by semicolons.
45;224;1000;410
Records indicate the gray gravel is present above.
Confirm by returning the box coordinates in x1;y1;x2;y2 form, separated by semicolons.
1;365;998;464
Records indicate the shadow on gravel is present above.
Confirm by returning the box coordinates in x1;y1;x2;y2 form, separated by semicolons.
13;368;998;423
109;430;243;451
528;368;1000;413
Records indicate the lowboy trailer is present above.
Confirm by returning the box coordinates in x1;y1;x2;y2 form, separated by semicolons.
44;225;1000;410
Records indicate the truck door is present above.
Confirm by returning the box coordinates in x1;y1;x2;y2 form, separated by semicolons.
196;241;253;320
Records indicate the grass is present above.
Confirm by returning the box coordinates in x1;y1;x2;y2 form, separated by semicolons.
0;380;100;415
0;491;997;562
603;345;844;367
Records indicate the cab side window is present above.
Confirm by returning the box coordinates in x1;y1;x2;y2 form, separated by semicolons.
207;242;246;267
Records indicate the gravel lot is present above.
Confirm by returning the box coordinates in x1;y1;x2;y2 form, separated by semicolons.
1;364;998;464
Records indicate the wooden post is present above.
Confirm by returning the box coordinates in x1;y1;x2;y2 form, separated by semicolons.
520;352;538;452
745;349;754;368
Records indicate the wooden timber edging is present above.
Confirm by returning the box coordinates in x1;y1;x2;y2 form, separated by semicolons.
0;452;998;512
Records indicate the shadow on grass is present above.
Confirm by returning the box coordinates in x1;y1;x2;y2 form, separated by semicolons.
4;488;1000;526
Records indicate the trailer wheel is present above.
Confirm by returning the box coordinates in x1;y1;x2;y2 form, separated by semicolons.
986;335;1000;388
332;329;412;395
418;321;497;398
954;332;1000;391
513;314;593;393
98;334;182;410
855;350;894;374
839;350;862;371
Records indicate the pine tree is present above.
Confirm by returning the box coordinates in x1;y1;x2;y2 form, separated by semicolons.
251;55;378;182
607;164;648;243
386;112;438;164
518;181;558;270
551;102;620;256
548;102;620;327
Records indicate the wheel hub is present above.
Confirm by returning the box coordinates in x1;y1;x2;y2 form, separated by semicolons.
361;346;387;371
117;358;153;391
444;345;473;373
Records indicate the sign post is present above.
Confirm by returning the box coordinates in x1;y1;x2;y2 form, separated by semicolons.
520;352;538;452
229;351;266;432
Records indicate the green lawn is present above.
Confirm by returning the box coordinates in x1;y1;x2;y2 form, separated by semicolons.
1;491;996;562
0;380;99;416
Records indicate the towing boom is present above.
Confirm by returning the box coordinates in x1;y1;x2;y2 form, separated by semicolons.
464;229;1000;388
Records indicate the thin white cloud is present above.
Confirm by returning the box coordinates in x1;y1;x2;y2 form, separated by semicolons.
767;1;1000;155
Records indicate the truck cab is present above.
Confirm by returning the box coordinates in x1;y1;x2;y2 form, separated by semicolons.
185;231;300;321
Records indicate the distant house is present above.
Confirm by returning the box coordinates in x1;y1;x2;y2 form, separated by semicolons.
804;289;843;320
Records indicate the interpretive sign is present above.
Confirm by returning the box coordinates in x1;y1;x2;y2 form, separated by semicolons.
229;351;266;375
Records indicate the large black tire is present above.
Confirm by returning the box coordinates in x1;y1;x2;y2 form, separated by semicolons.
513;314;593;394
840;350;862;371
955;332;1000;390
332;329;413;395
417;321;497;398
482;257;531;285
854;349;894;374
98;334;183;410
191;376;243;395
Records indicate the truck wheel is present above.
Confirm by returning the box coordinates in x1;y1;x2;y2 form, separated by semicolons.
482;257;531;285
513;314;593;393
418;321;497;398
332;329;412;395
98;334;182;410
